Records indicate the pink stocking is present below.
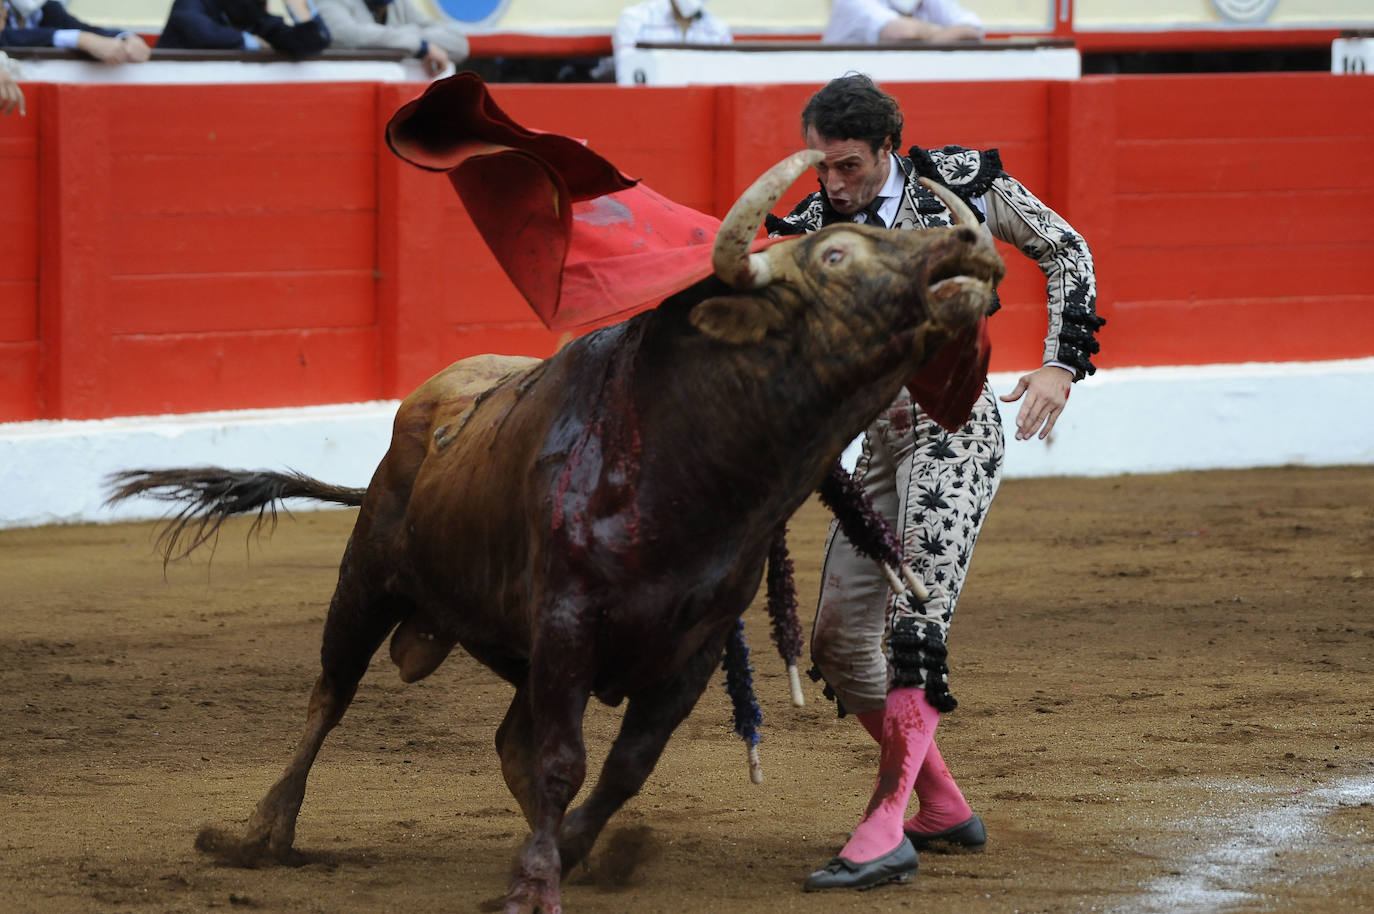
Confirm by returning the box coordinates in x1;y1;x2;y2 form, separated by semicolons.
837;688;938;862
856;707;884;743
905;738;973;833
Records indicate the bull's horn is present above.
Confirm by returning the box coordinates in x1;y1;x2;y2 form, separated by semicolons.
713;149;824;289
919;177;980;231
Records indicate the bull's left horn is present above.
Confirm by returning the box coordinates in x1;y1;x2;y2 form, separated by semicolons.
713;149;824;289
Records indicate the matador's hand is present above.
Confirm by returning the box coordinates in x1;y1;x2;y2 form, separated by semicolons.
999;364;1073;441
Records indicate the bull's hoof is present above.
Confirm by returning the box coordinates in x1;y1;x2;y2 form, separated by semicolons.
502;877;562;914
193;826;307;868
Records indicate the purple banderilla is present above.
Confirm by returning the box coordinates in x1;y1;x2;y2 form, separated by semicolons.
722;618;765;783
818;459;902;568
722;459;914;781
820;459;930;603
766;525;805;706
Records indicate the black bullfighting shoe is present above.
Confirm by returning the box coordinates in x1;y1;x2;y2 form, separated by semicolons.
802;836;919;891
904;812;987;853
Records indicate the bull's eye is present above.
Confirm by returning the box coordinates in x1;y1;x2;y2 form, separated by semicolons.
824;247;845;265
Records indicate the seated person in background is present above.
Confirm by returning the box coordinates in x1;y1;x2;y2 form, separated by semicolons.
612;0;731;81
158;0;330;56
1;49;24;114
824;0;983;44
1;0;152;63
316;0;466;78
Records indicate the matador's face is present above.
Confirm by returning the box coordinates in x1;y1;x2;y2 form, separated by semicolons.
804;126;893;218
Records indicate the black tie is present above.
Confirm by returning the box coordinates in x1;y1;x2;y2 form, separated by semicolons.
859;197;887;229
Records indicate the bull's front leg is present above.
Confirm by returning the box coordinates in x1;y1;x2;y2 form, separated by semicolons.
503;595;595;914
558;631;726;873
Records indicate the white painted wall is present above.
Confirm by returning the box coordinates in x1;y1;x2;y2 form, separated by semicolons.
15;57;433;84
0;402;396;529
986;358;1374;477
615;45;1080;86
2;357;1371;530
64;0;1374;36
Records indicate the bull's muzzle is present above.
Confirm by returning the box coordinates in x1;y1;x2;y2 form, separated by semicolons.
927;268;998;331
913;178;1004;330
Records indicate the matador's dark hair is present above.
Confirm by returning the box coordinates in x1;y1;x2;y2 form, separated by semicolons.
800;73;904;157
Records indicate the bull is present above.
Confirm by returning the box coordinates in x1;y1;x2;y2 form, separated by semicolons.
107;150;1004;914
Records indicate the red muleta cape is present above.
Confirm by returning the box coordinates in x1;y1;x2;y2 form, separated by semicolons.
385;73;990;432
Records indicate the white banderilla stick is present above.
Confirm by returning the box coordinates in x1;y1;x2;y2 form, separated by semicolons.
881;563;930;603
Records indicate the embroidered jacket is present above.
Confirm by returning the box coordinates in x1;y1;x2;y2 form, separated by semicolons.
768;144;1105;380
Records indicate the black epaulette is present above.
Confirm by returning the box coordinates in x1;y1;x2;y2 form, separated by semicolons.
908;144;1004;203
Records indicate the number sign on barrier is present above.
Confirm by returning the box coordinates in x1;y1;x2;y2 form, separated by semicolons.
1333;38;1372;74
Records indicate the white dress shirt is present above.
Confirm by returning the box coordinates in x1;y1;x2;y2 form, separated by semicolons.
853;153;907;227
613;0;733;81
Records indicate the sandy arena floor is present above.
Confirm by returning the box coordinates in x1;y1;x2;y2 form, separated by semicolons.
2;466;1371;914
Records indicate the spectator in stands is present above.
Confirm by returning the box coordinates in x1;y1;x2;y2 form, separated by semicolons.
158;0;330;57
1;0;152;64
611;0;731;83
824;0;983;45
315;0;465;77
1;50;23;114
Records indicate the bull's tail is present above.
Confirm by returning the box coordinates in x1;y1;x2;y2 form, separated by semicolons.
105;467;366;564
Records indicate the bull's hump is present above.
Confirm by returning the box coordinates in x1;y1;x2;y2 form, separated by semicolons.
419;356;543;449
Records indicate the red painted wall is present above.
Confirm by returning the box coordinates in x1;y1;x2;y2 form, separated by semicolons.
0;90;39;420
1105;74;1374;367
1;73;1371;423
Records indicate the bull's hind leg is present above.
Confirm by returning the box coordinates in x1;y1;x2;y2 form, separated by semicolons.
199;566;405;864
558;633;725;874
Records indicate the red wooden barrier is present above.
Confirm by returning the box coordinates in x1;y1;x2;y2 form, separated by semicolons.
1;73;1371;423
1106;74;1374;368
0;86;40;420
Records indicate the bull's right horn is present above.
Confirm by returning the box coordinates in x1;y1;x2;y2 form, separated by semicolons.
713;150;824;289
919;178;980;234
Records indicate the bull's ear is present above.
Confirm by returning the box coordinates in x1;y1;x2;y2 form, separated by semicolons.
689;295;784;344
